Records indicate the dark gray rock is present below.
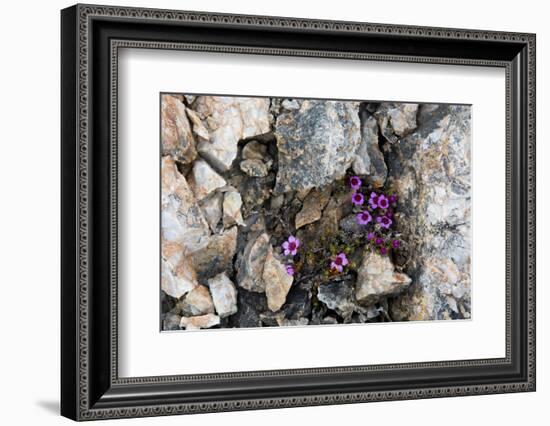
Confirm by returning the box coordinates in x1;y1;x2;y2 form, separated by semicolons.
283;286;312;320
317;277;357;321
274;100;361;193
162;311;182;331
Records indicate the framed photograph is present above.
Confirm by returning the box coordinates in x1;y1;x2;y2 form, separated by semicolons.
61;4;536;421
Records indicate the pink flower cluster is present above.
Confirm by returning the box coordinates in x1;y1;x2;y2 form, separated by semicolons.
281;235;300;276
348;175;402;256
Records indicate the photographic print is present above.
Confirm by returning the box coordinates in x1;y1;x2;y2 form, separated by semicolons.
160;94;471;331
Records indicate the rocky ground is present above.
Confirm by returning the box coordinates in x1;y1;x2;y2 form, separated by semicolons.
160;94;472;331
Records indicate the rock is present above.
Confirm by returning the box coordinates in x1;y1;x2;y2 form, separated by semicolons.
185;107;210;142
208;272;238;318
355;251;412;305
339;214;365;236
317;189;353;237
191;226;238;279
386;105;471;320
263;246;293;312
240;159;269;177
200;192;223;232
274;100;362;193
278;318;309;327
161;157;209;298
161;256;197;299
242;140;268;161
178;285;215;316
193;96;271;172
187;159;227;201
295;186;332;229
229;289;266;328
223;190;245;227
259;311;285;326
184;95;196;105
374;102;419;143
180;314;220;330
317;278;357;321
357;108;387;188
282;286;312;319
162;312;182;330
161;156;210;253
281;99;300;110
230;300;261;328
236;233;270;292
161;94;197;164
322;316;338;325
270;194;285;211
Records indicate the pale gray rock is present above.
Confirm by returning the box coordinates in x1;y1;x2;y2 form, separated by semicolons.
240;159;269;177
222;190;245;227
263;246;293;312
236;233;270;292
355;251;412;305
184;95;196;105
295;186;332;229
178;284;215;316
386;105;472;320
185;107;210;142
208;272;238;318
161;157;210;253
187;159;227;201
200;192;223;232
193;96;271;172
180;314;220;330
274;100;362;193
374;102;419;143
281;99;300;110
161;94;197;164
161;156;209;297
357;108;387;188
161;256;197;299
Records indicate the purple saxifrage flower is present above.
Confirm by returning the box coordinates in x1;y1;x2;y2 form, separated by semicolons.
377;194;390;210
349;176;362;190
392;239;400;249
375;237;384;245
376;215;393;229
367;232;375;240
389;194;398;204
356;210;372;225
379;247;387;255
285;265;295;276
351;192;364;206
330;252;349;273
369;192;379;209
282;235;300;256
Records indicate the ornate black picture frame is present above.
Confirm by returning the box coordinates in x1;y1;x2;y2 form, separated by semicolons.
61;4;536;421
